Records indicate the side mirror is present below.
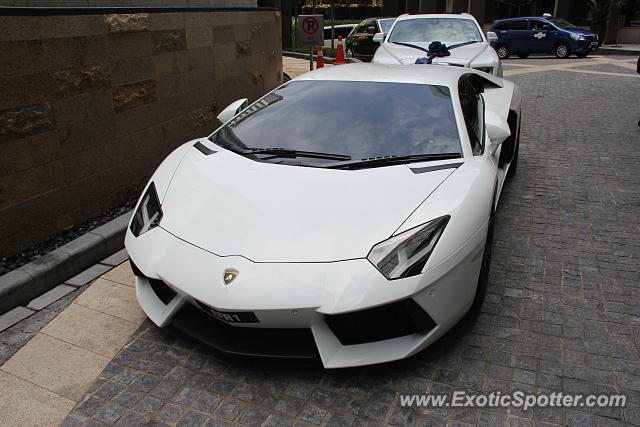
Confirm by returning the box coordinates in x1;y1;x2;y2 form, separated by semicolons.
486;31;498;43
217;98;249;123
485;110;510;155
373;32;385;43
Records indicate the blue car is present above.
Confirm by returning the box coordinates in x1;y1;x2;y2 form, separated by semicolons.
489;15;599;59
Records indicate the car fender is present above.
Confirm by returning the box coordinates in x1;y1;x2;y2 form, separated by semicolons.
392;158;496;276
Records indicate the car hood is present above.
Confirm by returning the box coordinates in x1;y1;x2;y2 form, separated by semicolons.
568;28;596;36
159;143;459;263
378;41;490;65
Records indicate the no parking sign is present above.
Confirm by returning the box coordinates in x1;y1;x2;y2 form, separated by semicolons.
296;15;324;46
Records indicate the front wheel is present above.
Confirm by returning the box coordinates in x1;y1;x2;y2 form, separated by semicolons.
346;47;354;58
473;210;494;309
496;44;510;59
554;42;570;58
517;53;530;59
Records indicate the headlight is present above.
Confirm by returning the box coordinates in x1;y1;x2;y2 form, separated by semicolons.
570;33;585;41
130;182;163;237
367;216;450;280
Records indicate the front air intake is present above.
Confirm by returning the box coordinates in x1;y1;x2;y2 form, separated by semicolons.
325;299;436;345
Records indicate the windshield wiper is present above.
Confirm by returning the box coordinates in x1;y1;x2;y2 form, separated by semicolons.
239;147;351;161
324;153;462;170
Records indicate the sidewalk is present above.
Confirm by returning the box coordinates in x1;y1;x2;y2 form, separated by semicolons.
596;43;640;55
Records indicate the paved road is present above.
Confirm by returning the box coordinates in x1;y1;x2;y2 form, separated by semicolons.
4;55;640;426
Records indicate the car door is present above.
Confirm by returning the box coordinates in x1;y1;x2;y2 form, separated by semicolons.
350;20;378;59
528;19;554;53
507;19;530;53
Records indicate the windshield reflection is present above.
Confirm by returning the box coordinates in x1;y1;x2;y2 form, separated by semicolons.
212;80;461;161
388;18;482;45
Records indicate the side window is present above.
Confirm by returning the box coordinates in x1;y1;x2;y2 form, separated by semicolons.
458;78;485;155
530;20;546;31
510;20;528;31
363;22;377;34
356;22;369;34
494;21;510;31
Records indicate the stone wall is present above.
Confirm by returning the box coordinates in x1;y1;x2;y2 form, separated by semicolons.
1;1;253;6
0;8;282;257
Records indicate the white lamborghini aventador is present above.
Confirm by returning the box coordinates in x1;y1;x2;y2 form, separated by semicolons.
125;63;521;368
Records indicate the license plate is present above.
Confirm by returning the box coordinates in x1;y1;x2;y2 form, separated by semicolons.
197;301;259;323
590;42;598;48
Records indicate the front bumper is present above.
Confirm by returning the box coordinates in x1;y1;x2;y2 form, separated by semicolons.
571;39;598;52
126;225;486;368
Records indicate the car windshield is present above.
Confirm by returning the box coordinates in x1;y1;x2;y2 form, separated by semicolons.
547;17;578;30
388;18;482;45
379;18;395;33
211;80;461;162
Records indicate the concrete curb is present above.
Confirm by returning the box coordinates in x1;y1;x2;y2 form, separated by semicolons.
594;47;640;56
0;210;132;315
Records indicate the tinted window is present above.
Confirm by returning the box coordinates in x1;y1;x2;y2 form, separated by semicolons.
215;81;461;160
494;21;510;31
458;78;484;155
547;17;577;30
362;23;377;34
379;18;395;33
530;20;547;30
388;18;482;44
509;20;528;30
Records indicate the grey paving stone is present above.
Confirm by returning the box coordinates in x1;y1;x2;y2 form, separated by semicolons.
239;407;270;425
300;404;328;424
93;402;126;424
113;389;145;409
114;411;149;426
0;306;34;332
156;402;185;423
177;410;209;427
214;400;244;421
65;264;112;287
26;284;76;310
101;248;130;267
134;396;164;415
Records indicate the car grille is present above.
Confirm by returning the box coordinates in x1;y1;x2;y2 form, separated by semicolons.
325;299;437;345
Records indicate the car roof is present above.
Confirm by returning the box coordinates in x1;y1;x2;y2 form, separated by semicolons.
395;13;477;21
292;63;499;87
494;16;551;22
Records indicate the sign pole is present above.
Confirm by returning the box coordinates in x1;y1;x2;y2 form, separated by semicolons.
296;14;324;73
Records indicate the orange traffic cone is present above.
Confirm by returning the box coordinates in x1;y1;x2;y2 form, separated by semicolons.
316;46;324;68
334;36;347;65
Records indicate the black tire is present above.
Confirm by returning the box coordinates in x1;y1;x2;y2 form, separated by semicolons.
576;52;589;58
346;47;354;58
496;44;510;59
507;119;520;179
517;53;530;59
473;207;494;309
554;42;570;58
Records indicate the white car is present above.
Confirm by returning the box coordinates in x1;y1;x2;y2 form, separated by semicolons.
373;13;503;77
125;63;521;368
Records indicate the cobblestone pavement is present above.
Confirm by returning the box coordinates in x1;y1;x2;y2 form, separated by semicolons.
63;57;640;426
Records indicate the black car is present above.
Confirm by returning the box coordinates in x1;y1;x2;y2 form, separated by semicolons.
345;17;395;61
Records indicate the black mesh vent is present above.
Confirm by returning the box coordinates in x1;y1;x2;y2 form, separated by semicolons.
148;279;176;305
130;259;176;305
325;299;436;346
